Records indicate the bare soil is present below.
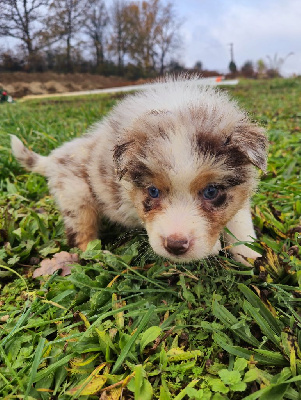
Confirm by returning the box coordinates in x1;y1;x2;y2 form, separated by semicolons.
0;72;146;98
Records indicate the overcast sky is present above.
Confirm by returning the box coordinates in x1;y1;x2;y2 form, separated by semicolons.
172;0;300;76
4;0;299;76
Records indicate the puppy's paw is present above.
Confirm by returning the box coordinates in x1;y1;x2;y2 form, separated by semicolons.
231;244;261;266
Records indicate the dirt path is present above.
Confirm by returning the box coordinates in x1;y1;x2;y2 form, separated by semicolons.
20;77;238;101
0;72;238;100
0;72;143;99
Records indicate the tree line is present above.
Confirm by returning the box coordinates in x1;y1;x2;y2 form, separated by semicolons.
0;0;182;78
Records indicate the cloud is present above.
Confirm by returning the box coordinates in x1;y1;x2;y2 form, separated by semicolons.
177;0;300;75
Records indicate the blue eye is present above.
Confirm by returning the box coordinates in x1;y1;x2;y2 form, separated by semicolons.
203;185;219;200
148;186;160;198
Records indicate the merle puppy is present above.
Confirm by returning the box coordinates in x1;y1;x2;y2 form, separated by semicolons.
11;76;267;264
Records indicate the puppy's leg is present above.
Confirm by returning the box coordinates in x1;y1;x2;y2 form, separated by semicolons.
49;172;100;251
225;201;261;264
63;204;99;251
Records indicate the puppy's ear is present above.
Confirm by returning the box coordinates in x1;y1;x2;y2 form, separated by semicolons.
230;123;268;171
113;140;134;179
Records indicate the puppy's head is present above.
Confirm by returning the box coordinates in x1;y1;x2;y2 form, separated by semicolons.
113;83;267;262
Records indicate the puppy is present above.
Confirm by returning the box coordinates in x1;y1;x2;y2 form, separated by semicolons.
11;76;267;264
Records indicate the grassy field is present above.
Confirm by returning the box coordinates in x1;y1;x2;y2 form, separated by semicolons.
0;78;301;399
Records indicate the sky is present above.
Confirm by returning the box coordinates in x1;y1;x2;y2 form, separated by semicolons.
171;0;300;76
3;0;300;76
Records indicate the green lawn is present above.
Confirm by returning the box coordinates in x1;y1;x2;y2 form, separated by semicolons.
0;78;301;399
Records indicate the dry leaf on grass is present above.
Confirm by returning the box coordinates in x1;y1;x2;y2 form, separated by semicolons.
33;251;79;278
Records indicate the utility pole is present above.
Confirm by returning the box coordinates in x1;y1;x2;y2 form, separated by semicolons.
229;43;234;62
228;42;237;74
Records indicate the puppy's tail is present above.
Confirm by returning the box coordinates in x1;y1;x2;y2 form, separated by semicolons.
11;135;48;176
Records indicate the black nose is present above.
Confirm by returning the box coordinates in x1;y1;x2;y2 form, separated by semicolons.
164;235;190;256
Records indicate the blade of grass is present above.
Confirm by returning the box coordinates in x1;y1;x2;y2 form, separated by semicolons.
174;379;199;400
238;284;283;335
212;299;260;347
0;343;25;391
24;337;46;399
243;300;281;346
112;305;156;373
160;304;186;330
77;299;147;344
116;259;173;292
213;333;288;366
33;353;75;383
0;264;32;347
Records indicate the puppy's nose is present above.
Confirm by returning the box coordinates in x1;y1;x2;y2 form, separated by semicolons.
164;235;190;256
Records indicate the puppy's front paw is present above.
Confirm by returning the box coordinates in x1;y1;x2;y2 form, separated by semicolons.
231;244;261;266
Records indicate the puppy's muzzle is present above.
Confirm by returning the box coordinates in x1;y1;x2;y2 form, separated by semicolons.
163;235;190;256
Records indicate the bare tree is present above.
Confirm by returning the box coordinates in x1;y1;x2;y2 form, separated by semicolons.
0;0;184;74
266;52;294;77
0;0;49;66
155;1;182;75
126;0;160;72
110;0;182;74
46;0;91;71
85;0;109;67
109;0;133;72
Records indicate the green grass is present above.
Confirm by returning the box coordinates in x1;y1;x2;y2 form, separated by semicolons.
0;78;301;399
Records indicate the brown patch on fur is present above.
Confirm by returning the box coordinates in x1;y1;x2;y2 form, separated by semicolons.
113;112;178;184
151;173;172;192
98;162;108;179
196;133;225;157
64;202;99;251
26;154;37;168
203;185;249;240
73;165;89;181
56;156;90;182
196;133;250;169
108;179;123;207
113;141;133;160
190;162;250;199
57;156;69;165
140;187;165;221
119;155;172;190
52;172;68;191
158;126;168;139
128;183;165;224
194;116;267;171
142;197;163;220
15;145;39;169
199;193;229;227
77;206;99;250
201;192;228;209
196;124;267;171
232;124;268;171
128;161;154;187
211;193;227;208
66;227;77;247
63;210;76;218
144;111;172;139
97;162;121;205
113;140;140;181
190;169;224;194
54;180;64;190
223;175;247;187
204;208;230;243
143;197;155;213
